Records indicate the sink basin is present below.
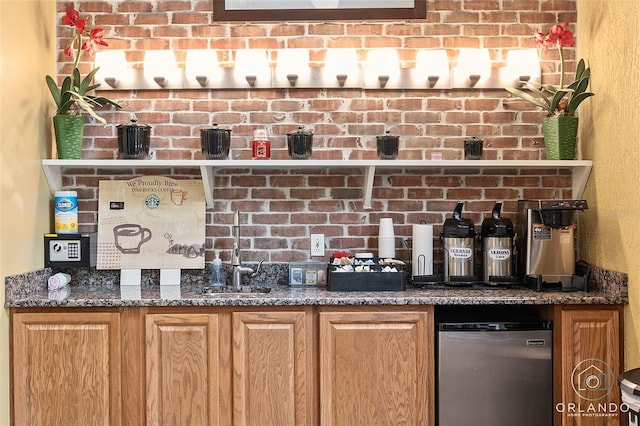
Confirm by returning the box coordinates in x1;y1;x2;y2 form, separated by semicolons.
201;285;272;296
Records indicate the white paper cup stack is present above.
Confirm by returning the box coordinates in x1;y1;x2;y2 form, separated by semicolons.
378;218;396;258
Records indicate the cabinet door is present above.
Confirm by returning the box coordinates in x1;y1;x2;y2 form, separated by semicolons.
319;308;433;426
12;311;121;426
232;309;313;426
556;307;622;426
145;313;231;426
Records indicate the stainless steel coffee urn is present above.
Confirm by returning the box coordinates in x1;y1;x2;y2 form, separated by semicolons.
480;202;517;286
517;199;588;291
442;202;477;285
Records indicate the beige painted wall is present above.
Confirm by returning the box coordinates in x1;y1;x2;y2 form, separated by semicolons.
577;0;640;369
0;0;55;423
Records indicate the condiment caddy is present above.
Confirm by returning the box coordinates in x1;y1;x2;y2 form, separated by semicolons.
327;253;406;291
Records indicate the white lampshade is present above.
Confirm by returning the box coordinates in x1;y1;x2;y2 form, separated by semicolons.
506;49;541;83
414;49;449;87
185;50;222;86
364;48;400;87
94;50;128;88
143;50;178;87
457;48;491;78
234;49;269;86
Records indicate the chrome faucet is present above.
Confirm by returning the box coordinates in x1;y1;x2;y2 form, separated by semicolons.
231;210;263;289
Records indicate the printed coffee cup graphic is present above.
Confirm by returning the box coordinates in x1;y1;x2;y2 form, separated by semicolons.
114;223;152;254
571;358;615;401
170;189;187;206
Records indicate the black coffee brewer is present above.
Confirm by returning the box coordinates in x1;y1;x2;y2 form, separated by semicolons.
517;199;588;291
480;202;517;286
441;202;477;285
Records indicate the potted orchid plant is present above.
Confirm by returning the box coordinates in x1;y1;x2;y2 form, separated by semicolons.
505;23;594;160
46;8;121;159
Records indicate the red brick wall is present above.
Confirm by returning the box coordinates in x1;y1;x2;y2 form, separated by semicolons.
57;0;578;263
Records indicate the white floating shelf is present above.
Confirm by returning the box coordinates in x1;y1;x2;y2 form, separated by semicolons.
42;159;593;209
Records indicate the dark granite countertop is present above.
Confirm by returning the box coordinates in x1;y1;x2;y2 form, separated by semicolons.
4;266;628;308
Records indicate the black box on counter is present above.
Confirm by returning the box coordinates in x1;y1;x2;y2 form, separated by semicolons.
327;270;406;291
44;233;97;268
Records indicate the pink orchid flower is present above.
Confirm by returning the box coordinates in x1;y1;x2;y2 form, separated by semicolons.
61;8;108;65
547;23;575;48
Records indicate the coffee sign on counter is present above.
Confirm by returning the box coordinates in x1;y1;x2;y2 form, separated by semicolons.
97;176;206;270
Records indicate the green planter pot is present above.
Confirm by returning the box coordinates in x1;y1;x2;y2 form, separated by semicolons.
542;116;578;160
53;115;85;159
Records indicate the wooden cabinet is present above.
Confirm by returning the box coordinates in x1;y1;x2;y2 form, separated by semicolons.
143;308;313;426
10;304;624;426
232;309;314;426
145;312;232;426
554;306;623;426
11;311;122;426
318;307;434;426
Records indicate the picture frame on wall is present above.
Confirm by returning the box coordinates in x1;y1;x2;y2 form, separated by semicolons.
212;0;427;21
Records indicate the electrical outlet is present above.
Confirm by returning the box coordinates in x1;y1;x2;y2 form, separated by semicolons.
310;234;325;256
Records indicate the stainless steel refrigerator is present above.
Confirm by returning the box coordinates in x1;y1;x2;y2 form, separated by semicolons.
437;319;553;426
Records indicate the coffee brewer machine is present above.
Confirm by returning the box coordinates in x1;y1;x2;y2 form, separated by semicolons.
517;199;588;291
442;202;477;285
480;202;517;286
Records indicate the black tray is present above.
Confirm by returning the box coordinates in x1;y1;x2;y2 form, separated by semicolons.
327;270;406;291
